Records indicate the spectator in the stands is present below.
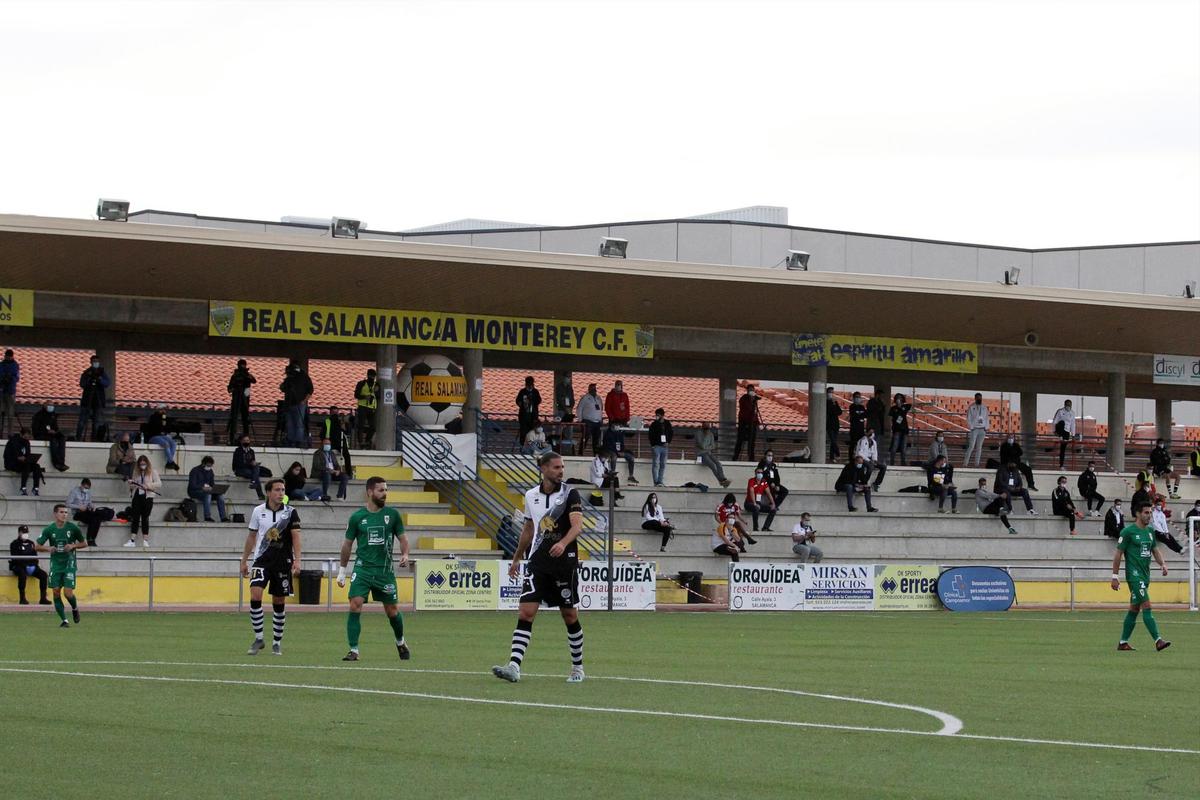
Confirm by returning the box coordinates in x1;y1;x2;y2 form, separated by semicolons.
187;455;230;523
714;493;750;558
604;380;630;426
743;468;774;534
926;430;949;468
756;449;788;509
280;359;313;448
106;432;136;479
1051;398;1075;469
4;426;43;496
32;402;69;471
733;384;763;462
973;477;1016;535
522;424;552;458
835;454;878;513
866;389;887;448
125;455;160;548
995;460;1036;514
145;404;180;472
641;492;676;552
1131;466;1156;509
311;438;351;501
926;455;958;514
515;375;542;446
9;524;49;605
0;349;19;438
602;422;638;484
321;406;354;476
76;354;110;442
1149;438;1182;499
888;393;912;466
1050;475;1081;535
965;393;988;467
791;512;823;562
1103;498;1125;540
999;433;1038;490
576;383;603;456
589;448;624;503
556;373;575;422
1150;497;1183;554
233;434;268;500
354;368;379;448
1184;499;1200;544
284;460;322;502
66;477;114;547
647;408;673;487
225;358;256;445
696;420;731;488
854;429;887;491
847;391;868;456
1077;461;1105;517
826;386;843;460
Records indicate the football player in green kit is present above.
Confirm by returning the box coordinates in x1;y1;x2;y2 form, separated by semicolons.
1111;501;1170;652
35;504;87;628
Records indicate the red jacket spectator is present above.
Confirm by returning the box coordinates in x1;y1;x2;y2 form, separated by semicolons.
605;381;630;425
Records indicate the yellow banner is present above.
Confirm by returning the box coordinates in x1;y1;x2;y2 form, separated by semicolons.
414;559;499;610
412;375;468;404
209;300;654;359
0;288;33;327
791;333;978;374
874;565;941;611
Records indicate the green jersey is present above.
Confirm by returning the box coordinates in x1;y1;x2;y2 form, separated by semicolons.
345;506;405;571
37;522;85;573
1116;523;1156;583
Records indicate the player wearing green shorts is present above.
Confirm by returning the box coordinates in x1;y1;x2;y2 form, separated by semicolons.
1111;501;1170;652
337;476;410;661
34;504;87;628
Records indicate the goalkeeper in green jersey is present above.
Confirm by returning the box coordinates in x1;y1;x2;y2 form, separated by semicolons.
1111;501;1170;652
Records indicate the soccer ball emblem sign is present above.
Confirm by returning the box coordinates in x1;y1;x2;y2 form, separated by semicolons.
396;354;467;428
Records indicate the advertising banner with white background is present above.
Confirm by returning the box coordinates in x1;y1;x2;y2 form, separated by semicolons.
1153;354;1200;386
498;560;655;611
804;564;876;610
728;562;806;611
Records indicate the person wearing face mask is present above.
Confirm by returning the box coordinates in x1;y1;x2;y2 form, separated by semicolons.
279;360;314;449
756;449;788;511
1148;438;1182;500
1050;475;1081;535
604;380;630;427
1103;499;1125;540
601;422;638;485
887;393;912;466
188;455;230;523
225;358;256;445
1149;498;1183;554
32;402;69;471
825;386;843;461
106;432;136;479
125;455;161;547
995;460;1036;514
9;525;49;605
972;478;1017;535
1077;461;1105;517
76;354;110;442
835;455;878;513
847;391;868;456
641;493;675;552
322;406;354;478
145;404;180;471
0;349;18;438
926;431;949;468
695;420;731;488
233;435;268;500
647;408;673;487
743;469;773;534
4;426;43;496
854;429;887;491
965;393;989;468
1051;399;1075;470
733;384;763;462
998;433;1038;491
515;376;542;447
576;383;604;456
311;438;350;501
523;424;551;458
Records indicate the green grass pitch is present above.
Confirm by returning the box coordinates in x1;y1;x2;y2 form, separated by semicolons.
0;609;1196;799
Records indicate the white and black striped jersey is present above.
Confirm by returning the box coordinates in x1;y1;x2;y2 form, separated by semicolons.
522;482;582;577
247;502;301;570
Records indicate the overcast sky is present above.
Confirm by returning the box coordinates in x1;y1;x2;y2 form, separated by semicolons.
2;0;1197;247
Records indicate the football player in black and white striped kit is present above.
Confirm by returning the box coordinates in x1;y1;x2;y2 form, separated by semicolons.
492;451;586;684
239;478;302;656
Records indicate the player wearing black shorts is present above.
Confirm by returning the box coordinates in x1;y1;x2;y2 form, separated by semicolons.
239;478;302;656
492;451;586;684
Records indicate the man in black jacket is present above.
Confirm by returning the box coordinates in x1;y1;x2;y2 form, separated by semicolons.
9;525;49;605
825;387;842;460
847;392;868;456
926;456;958;513
998;434;1038;491
866;388;887;447
4;428;43;495
31;403;69;471
647;407;673;487
1077;461;1105;517
321;406;354;478
232;435;269;500
994;461;1035;514
835;455;877;513
226;359;256;444
1103;499;1125;539
515;376;542;447
76;354;110;441
279;360;313;448
1148;438;1181;499
756;449;789;510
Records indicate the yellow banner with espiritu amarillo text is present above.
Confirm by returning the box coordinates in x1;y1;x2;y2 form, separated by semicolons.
0;288;34;327
791;333;977;374
209;300;653;359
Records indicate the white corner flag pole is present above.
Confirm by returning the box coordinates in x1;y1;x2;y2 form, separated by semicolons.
1189;516;1197;612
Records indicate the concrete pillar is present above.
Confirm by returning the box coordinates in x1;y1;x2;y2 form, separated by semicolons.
374;345;397;450
1020;391;1038;454
1155;398;1173;444
808;365;828;465
718;376;737;460
553;369;574;422
1106;372;1125;472
462;349;483;435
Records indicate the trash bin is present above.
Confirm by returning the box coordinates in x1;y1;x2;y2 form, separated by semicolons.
298;569;323;605
678;571;703;604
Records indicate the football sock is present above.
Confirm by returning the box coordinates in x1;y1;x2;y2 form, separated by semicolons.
66;595;77;610
1141;609;1161;641
249;599;264;640
510;618;533;668
388;612;404;645
272;602;286;644
53;597;66;622
347;611;362;649
1120;610;1138;642
566;620;584;667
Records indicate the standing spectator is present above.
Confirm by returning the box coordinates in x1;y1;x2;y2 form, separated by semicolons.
926;431;949;468
602;422;638;484
124;455;160;548
604;380;631;427
225;359;256;445
888;393;912;466
106;432;136;479
0;349;18;437
522;424;551;457
733;384;763;462
965;393;989;467
354;368;379;448
233;434;268;500
641;492;675;552
145;405;180;471
284;461;322;501
188;455;230;523
825;386;843;461
9;524;49;605
756;449;788;509
866;389;887;447
321;406;354;477
847;391;868;456
1052;399;1075;469
4;427;43;495
714;493;750;558
743;468;773;534
835;455;878;513
556;374;575;422
280;360;313;448
647;408;673;487
854;429;887;491
310;438;350;501
515;376;542;446
1148;438;1182;499
973;477;1017;535
32;402;69;472
999;434;1038;491
1103;499;1125;539
995;460;1036;514
791;513;823;562
76;354;110;442
695;420;731;488
1051;475;1081;535
1077;461;1105;517
576;383;603;456
66;477;115;547
926;455;959;514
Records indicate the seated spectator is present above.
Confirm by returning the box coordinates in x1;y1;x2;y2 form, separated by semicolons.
124;455;160;548
1149;438;1182;499
713;493;749;560
1150;497;1183;554
925;431;948;468
972;477;1016;535
1050;475;1081;535
310;438;350;501
145;405;180;472
66;477;115;547
106;432;136;479
743;469;773;534
995;460;1035;514
854;429;887;490
756;449;789;509
232;435;269;500
187;455;230;522
522;424;552;457
926;456;958;514
4;427;44;496
641;492;676;552
31;403;69;472
791;512;823;562
321;406;354;477
284;460;322;501
1076;461;1105;517
1103;499;1125;539
601;422;638;484
1131;465;1159;508
9;524;49;605
589;449;624;504
835;455;878;513
999;434;1038;490
695;421;731;488
1185;499;1200;547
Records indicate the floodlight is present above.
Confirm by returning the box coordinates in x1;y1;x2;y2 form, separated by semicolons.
96;199;129;222
786;250;810;270
599;237;628;258
1004;267;1021;286
331;217;361;239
